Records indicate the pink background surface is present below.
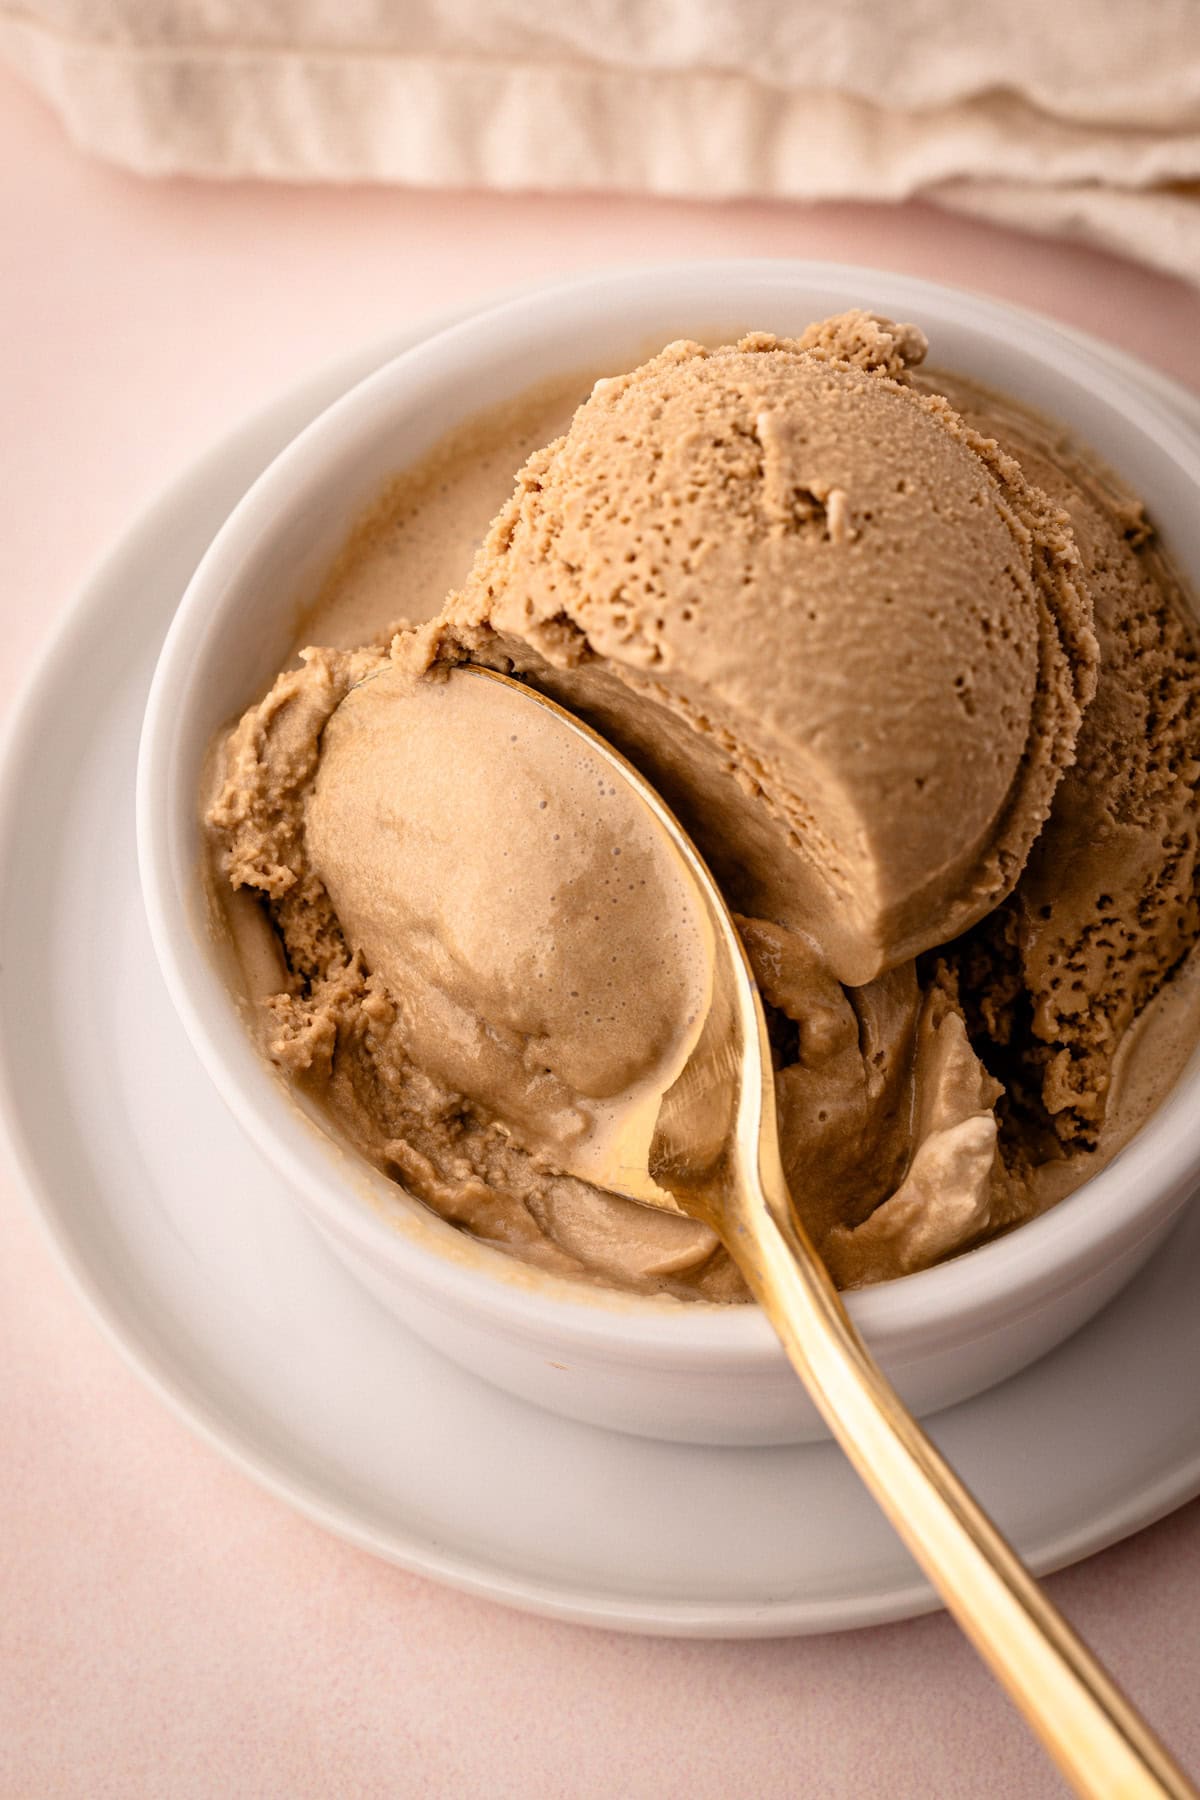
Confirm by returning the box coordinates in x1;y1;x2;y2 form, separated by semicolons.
2;65;1199;1798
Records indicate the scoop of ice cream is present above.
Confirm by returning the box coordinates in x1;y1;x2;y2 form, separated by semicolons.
305;663;712;1192
927;372;1200;1158
423;314;1096;986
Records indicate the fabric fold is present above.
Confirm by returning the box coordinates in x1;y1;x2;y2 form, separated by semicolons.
3;1;1198;280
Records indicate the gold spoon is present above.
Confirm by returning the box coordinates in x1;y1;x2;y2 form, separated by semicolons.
467;665;1195;1800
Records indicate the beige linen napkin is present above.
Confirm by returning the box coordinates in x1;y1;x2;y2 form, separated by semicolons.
5;0;1200;279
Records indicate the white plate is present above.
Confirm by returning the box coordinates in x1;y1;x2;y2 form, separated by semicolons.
3;295;1200;1639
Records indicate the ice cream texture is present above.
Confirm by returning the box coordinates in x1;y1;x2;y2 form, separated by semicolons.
307;666;714;1202
206;312;1200;1297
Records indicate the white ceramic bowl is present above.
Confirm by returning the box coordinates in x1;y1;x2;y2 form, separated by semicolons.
138;260;1200;1446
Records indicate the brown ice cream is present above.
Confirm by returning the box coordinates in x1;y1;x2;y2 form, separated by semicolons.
922;374;1200;1187
205;312;1200;1297
308;668;713;1197
412;318;1094;987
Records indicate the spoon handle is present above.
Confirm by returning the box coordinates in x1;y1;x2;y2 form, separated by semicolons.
732;1149;1196;1799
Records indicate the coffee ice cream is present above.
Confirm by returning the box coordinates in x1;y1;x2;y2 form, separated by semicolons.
419;317;1094;986
205;312;1200;1297
925;373;1200;1183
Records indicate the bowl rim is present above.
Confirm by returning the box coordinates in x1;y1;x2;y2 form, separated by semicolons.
136;256;1200;1362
